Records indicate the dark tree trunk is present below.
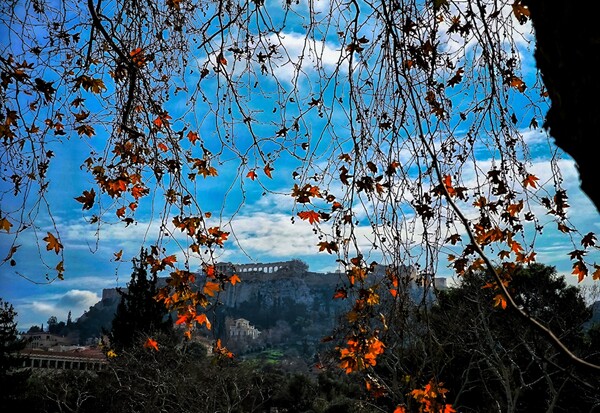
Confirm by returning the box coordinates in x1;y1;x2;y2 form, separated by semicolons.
524;1;600;213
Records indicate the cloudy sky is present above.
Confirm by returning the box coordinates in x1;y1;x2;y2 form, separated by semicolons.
1;1;599;331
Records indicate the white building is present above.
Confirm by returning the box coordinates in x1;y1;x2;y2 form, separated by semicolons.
228;318;261;340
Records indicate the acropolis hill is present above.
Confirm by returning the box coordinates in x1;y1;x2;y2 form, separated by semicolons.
102;259;446;306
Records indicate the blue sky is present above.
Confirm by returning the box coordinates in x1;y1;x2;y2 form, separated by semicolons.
1;1;599;331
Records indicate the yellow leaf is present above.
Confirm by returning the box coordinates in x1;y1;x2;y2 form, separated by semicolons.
0;217;12;232
55;261;65;280
43;232;63;254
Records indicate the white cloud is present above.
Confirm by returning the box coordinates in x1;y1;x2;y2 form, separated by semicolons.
227;211;322;257
13;289;100;331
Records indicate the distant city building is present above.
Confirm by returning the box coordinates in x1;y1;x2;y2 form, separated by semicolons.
20;347;107;371
21;332;73;350
228;318;261;340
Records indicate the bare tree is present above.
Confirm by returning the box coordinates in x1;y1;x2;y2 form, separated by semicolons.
1;0;599;400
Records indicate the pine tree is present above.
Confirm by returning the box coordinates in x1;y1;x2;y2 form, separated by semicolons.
108;248;173;351
0;298;30;407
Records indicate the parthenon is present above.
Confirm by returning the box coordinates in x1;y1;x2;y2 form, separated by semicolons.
215;259;309;277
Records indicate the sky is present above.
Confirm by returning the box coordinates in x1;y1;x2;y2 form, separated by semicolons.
1;1;600;331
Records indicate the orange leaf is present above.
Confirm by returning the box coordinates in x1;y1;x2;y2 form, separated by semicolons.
510;240;523;253
264;164;274;178
175;314;189;325
144;337;159;351
523;174;539;188
229;274;241;285
162;255;177;267
157;142;168;152
116;206;126;218
214;339;234;358
205;265;216;278
113;250;123;261
393;406;407;413
187;131;199;144
593;266;600;281
153;113;171;129
43;232;63;254
246;170;257;180
203;281;220;297
506;200;523;217
443;404;457;413
106;178;128;197
572;261;587;283
493;293;507;309
217;52;227;65
129;48;146;66
333;288;347;299
509;76;527;92
194;313;211;329
298;210;320;224
512;1;530;23
131;185;148;200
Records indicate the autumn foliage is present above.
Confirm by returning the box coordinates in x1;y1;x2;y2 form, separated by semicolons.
1;0;600;409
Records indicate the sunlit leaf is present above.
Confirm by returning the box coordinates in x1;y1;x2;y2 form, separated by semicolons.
203;281;220;297
187;131;199;144
0;217;13;232
43;232;62;254
298;210;320;224
523;174;539;188
143;337;159;351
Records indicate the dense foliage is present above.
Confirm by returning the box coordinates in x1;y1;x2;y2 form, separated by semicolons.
12;265;600;412
0;298;30;408
108;248;175;352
